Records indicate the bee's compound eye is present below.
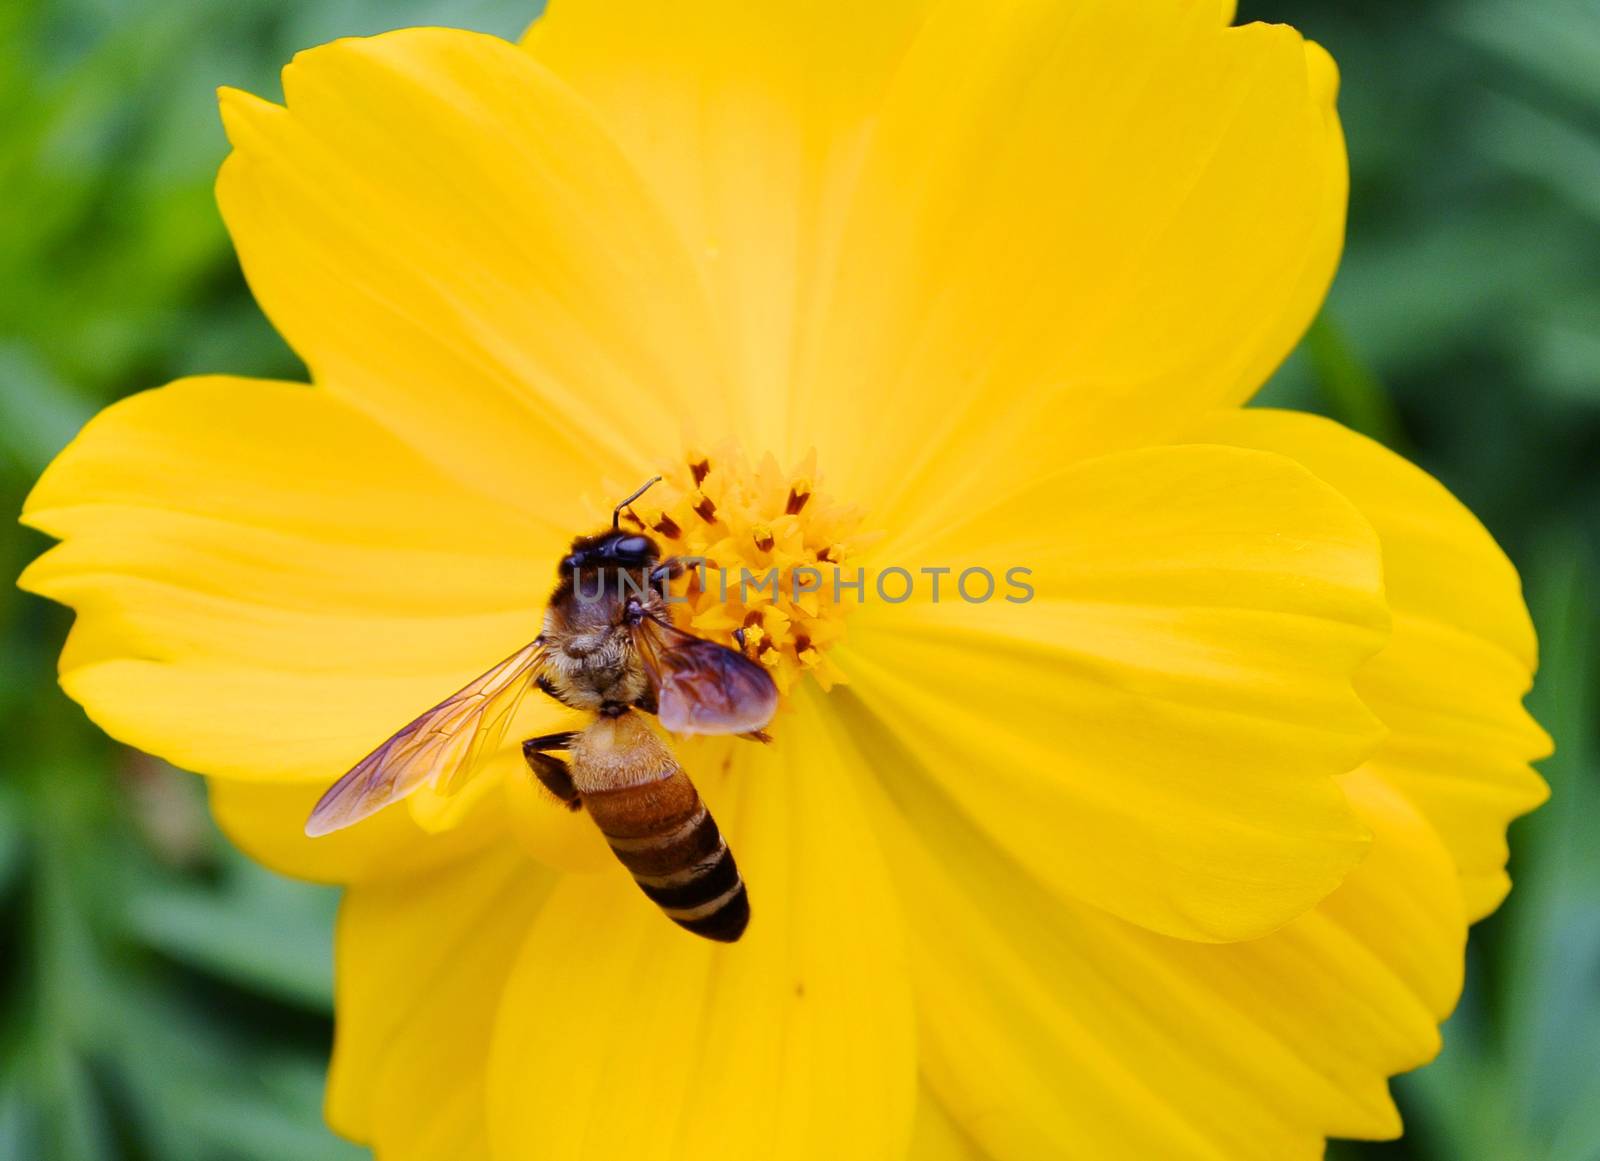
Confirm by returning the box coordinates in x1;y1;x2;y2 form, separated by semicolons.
613;536;651;558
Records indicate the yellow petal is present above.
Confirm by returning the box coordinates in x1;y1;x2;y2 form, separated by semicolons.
526;0;935;455
527;2;1304;513
208;775;502;887
835;691;1464;1159
910;1090;992;1161
217;28;729;509
20;376;559;787
19;376;576;882
1192;409;1551;919
487;694;915;1161
797;0;1347;545
1358;627;1550;918
839;444;1388;942
327;843;556;1157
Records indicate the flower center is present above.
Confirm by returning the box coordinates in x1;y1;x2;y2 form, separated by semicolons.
618;447;864;698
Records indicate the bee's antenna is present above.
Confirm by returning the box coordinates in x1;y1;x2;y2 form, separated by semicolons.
614;476;663;530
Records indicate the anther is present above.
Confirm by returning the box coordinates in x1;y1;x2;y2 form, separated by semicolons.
649;510;683;540
641;449;860;698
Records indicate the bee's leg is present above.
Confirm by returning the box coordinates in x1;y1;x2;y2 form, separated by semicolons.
523;732;582;811
651;554;710;591
649;557;687;586
535;674;579;708
524;731;577;752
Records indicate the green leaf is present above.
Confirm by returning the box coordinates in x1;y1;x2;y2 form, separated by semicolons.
1499;533;1600;1157
0;345;92;478
0;783;24;901
125;854;339;1012
1303;315;1409;450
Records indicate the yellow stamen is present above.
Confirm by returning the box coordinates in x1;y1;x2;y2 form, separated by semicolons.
613;448;865;700
645;508;682;540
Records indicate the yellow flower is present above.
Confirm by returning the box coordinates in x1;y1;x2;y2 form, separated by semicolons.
18;2;1551;1158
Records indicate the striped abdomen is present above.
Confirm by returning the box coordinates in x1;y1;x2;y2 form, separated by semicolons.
582;767;750;943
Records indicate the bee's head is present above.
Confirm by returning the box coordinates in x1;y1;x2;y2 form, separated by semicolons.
559;529;661;574
558;475;667;574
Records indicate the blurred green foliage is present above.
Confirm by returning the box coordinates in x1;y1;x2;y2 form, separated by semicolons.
1;0;1596;1158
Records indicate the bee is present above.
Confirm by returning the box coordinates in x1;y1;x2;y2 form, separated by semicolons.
305;478;778;942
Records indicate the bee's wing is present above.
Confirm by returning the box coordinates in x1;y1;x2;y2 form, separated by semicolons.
304;639;545;837
633;615;778;736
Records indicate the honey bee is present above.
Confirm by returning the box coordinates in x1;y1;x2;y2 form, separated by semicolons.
305;478;778;942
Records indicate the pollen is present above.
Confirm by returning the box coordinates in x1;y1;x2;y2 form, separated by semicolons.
618;448;865;699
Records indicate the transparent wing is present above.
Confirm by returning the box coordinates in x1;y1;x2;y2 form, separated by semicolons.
305;640;544;836
633;615;778;736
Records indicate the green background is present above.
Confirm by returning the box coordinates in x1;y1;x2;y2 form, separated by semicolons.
2;1;1596;1158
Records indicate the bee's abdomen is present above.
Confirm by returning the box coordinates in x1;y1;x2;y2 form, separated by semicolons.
582;770;749;943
